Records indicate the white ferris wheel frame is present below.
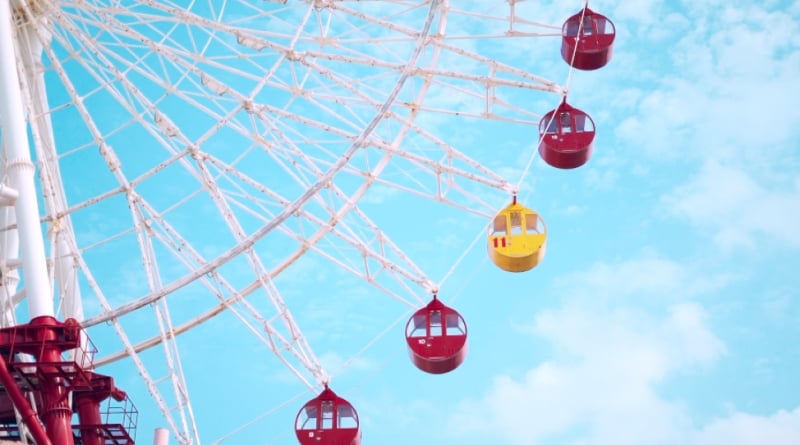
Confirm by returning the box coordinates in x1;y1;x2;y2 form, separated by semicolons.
0;0;586;443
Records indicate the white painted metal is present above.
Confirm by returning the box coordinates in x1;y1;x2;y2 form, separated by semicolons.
0;0;53;319
1;1;574;442
153;427;170;445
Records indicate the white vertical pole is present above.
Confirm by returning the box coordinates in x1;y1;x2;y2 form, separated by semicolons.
0;1;54;318
0;207;20;326
153;427;170;445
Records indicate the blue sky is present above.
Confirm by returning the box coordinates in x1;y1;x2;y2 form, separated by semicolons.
5;0;799;444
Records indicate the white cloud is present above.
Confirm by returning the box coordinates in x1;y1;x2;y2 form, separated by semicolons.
447;297;800;445
446;239;800;445
557;204;586;216
430;3;800;445
538;303;724;376
612;3;800;164
662;160;800;249
443;245;798;445
319;350;377;376
613;3;800;252
692;408;800;445
448;302;724;445
612;0;668;28
549;255;735;303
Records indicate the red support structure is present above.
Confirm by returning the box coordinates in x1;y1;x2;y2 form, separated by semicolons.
0;353;52;445
74;373;114;445
72;372;137;445
0;316;135;444
74;396;104;445
0;316;94;445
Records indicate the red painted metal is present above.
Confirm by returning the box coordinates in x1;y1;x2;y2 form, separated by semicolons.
73;372;136;445
0;353;52;445
0;316;97;445
295;385;361;445
405;296;467;374
25;316;78;444
0;317;134;444
561;8;616;71
538;100;596;169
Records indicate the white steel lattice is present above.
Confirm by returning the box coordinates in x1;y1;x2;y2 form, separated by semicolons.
0;1;578;442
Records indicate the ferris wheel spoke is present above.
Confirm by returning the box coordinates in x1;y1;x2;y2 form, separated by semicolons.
53;0;494;336
73;136;448;405
90;227;327;392
152;298;200;443
125;190;327;375
40;24;211;179
51;1;457;216
80;194;322;440
40;1;529;316
23;26;326;426
81;186;434;364
86;0;434;98
442;2;563;36
69;248;194;443
204;162;437;313
188;148;336;383
239;95;515;214
128;194;204;442
83;147;440;374
81;2;442;328
77;160;430;313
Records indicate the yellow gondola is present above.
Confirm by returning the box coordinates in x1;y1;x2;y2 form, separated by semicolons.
488;199;547;272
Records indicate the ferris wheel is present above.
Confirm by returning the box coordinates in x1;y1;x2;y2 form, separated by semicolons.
0;1;614;444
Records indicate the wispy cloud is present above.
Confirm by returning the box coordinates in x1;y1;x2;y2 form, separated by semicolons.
662;160;800;249
692;407;800;444
447;302;725;445
550;255;736;303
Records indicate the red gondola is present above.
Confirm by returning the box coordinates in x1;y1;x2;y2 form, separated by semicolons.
405;296;467;374
561;8;616;71
538;100;595;169
295;385;361;445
